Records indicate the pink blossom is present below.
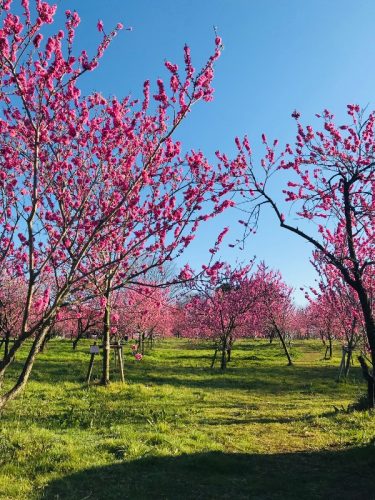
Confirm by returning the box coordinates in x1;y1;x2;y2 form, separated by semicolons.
97;20;104;32
33;33;43;48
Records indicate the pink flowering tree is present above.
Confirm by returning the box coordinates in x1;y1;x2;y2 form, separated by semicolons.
85;256;177;382
308;253;369;375
170;300;190;338
67;298;102;350
0;270;26;359
253;265;295;366
306;293;339;360
118;285;172;355
0;1;238;409
183;263;267;370
231;107;375;405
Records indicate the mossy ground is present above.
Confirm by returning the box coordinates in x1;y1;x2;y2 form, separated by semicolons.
0;338;374;499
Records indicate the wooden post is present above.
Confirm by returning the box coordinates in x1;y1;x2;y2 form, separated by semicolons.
86;353;95;383
101;277;112;385
87;342;99;384
118;342;125;383
113;346;117;368
338;346;347;380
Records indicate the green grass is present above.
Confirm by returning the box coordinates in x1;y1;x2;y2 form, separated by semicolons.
0;338;374;499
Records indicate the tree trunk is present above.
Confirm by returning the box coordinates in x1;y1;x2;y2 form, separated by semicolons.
220;337;227;370
101;302;111;385
358;356;374;409
227;347;231;362
355;285;375;408
101;280;112;386
72;335;81;350
0;327;49;411
211;348;218;369
72;319;83;350
0;331;12;363
4;334;9;359
274;325;293;366
226;335;233;362
137;331;142;353
38;333;50;353
324;336;333;360
0;335;24;382
328;336;333;359
344;348;352;378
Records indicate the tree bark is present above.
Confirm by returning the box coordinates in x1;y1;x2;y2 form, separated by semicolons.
101;278;112;386
0;335;24;381
0;327;49;411
226;335;233;362
274;325;293;366
72;318;83;350
358;356;374;409
72;335;81;350
328;336;333;359
344;348;352;378
38;332;50;353
211;348;218;369
141;332;145;355
324;336;333;360
220;336;227;370
4;334;9;359
355;287;375;407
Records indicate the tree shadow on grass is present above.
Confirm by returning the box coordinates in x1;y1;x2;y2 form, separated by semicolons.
19;356;362;396
197;409;339;426
127;364;362;394
42;447;375;500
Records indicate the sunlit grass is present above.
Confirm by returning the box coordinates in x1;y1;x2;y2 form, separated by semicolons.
0;338;374;499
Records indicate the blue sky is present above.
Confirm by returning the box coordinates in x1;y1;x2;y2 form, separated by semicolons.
51;0;375;304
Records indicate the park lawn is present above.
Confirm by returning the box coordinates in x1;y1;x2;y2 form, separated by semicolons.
0;338;374;499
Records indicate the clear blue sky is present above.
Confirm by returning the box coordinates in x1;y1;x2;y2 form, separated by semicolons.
52;0;375;304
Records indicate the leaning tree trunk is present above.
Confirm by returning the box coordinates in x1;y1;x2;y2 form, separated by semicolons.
358;355;374;409
0;334;25;389
72;319;83;350
38;332;50;353
273;324;293;366
211;348;218;369
0;327;50;411
356;287;375;408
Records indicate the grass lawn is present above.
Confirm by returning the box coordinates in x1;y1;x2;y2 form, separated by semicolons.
0;338;374;499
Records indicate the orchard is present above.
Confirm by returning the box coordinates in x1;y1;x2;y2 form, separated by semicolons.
0;1;374;499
